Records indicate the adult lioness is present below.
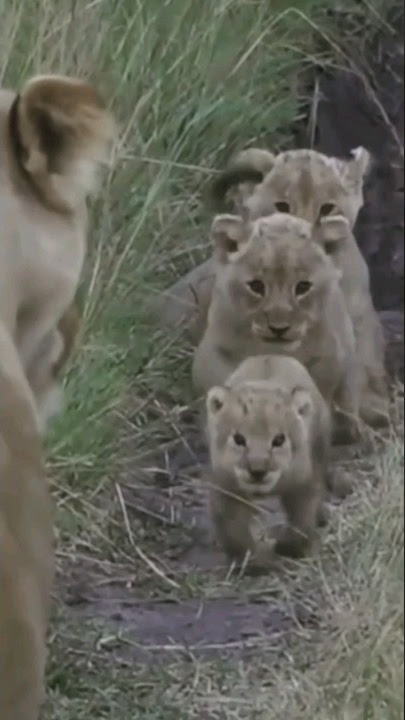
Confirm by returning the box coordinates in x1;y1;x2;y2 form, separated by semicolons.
0;74;114;429
0;73;114;719
193;213;360;443
206;358;330;570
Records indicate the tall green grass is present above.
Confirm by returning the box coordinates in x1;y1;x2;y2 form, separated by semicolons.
2;0;343;476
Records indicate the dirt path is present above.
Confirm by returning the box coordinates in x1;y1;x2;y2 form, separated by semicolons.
56;412;376;664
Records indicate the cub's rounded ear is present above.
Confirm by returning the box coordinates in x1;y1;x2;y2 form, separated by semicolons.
211;214;249;263
206;386;229;415
314;214;350;255
291;387;313;420
335;146;372;191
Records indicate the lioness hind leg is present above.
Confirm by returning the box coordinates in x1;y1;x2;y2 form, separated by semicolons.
0;550;47;720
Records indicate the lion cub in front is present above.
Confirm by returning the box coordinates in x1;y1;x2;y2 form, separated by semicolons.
207;355;332;571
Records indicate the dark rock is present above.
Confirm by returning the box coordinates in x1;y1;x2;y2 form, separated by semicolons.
309;6;404;378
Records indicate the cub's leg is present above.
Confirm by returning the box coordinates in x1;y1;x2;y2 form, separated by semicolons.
332;358;361;445
210;485;273;571
306;356;360;445
312;411;353;498
356;311;389;428
153;259;215;343
193;338;236;394
276;483;324;558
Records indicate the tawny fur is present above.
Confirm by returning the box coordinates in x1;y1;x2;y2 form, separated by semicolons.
151;258;216;343
211;146;371;226
210;147;389;428
312;214;388;428
155;146;371;339
193;213;360;444
206;360;331;570
227;355;352;498
0;74;114;430
0;322;54;720
0;73;113;718
26;301;81;432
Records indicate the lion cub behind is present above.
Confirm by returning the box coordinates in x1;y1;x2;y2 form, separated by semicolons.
206;355;332;570
193;212;360;443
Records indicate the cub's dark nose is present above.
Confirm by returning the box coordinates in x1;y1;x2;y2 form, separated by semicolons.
269;325;290;339
250;470;266;483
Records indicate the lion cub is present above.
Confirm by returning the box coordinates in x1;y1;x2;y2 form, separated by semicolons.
193;213;360;443
210;146;371;227
210;147;389;428
206;355;331;569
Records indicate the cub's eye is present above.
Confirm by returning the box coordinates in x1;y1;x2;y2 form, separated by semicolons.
275;201;290;213
272;433;286;448
295;281;312;296
319;203;335;217
233;432;246;447
247;279;265;296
